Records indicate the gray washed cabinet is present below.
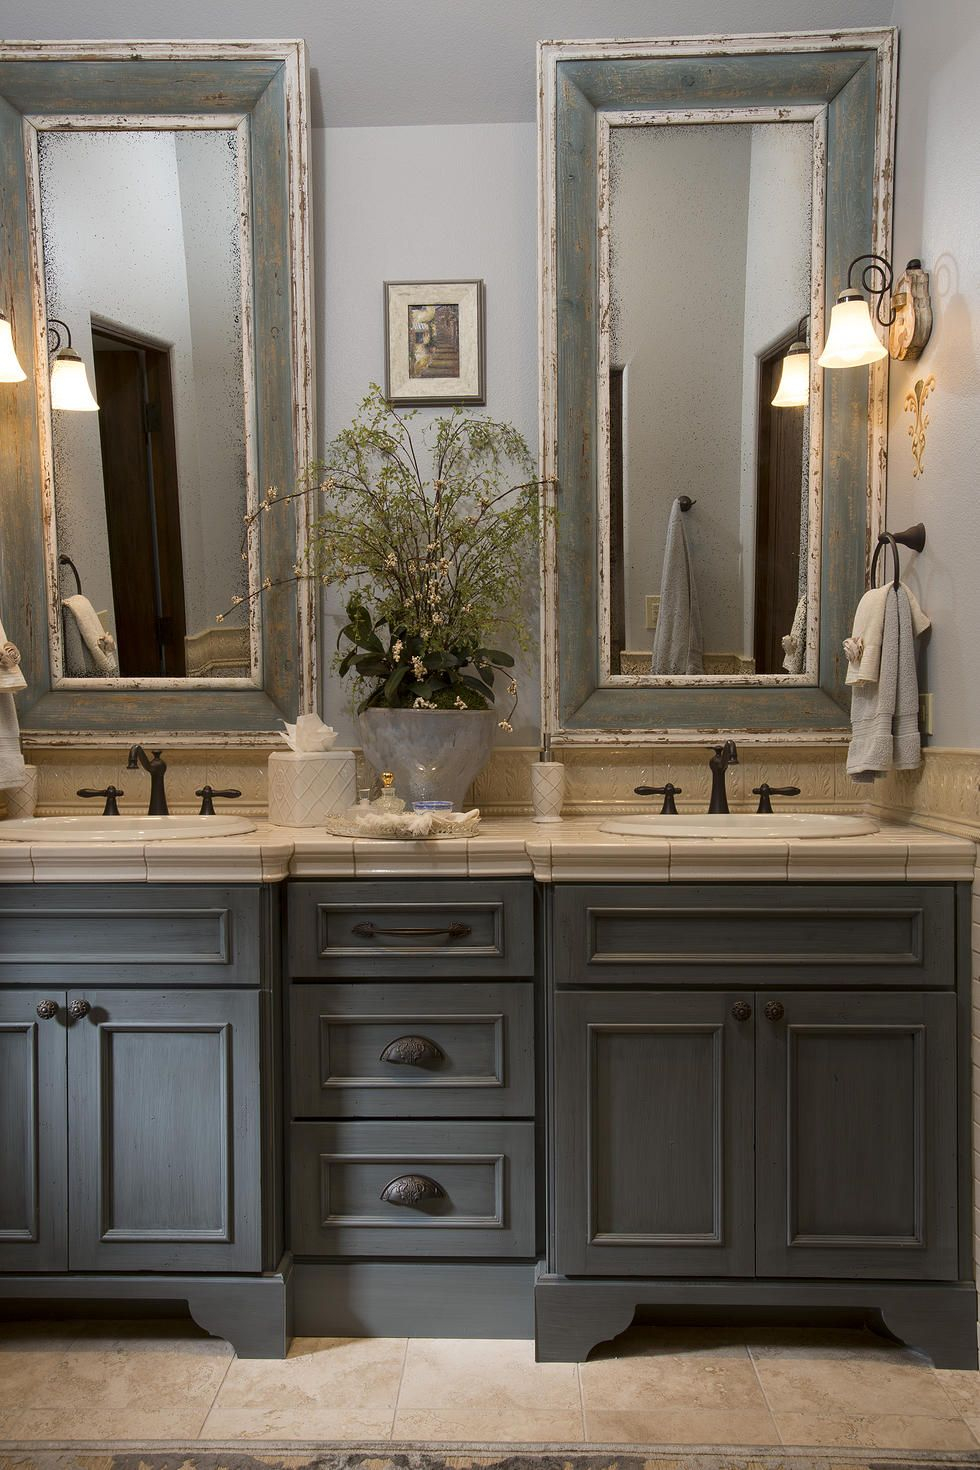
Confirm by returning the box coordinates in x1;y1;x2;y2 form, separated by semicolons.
538;883;977;1369
0;885;289;1358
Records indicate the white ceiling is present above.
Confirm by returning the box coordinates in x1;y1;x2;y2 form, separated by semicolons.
0;0;896;126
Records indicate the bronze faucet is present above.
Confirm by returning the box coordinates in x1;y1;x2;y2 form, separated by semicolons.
126;746;169;815
707;741;739;814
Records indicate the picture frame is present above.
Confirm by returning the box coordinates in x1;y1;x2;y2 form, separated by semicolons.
384;279;486;405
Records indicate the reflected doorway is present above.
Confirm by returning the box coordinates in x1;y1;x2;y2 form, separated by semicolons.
753;325;805;676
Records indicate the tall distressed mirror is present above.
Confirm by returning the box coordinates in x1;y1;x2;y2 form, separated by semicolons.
0;41;315;737
539;31;896;740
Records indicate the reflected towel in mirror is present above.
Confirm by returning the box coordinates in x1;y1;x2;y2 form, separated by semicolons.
781;595;808;673
650;497;703;675
63;594;118;676
0;610;26;789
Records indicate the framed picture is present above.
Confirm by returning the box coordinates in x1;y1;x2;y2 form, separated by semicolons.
384;279;486;405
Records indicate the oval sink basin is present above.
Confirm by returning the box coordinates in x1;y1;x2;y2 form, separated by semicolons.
0;815;257;843
601;813;879;839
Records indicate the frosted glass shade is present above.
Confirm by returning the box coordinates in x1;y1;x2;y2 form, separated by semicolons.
0;314;26;382
50;349;99;411
817;295;888;368
771;346;810;407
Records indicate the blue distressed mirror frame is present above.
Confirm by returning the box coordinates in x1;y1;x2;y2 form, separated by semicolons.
539;30;896;742
0;41;316;740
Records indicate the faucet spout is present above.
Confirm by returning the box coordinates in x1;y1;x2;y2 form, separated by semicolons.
707;740;739;815
126;745;169;816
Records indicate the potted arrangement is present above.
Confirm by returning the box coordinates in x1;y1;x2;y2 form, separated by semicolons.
229;386;551;808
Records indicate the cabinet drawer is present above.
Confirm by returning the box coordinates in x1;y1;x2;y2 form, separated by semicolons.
290;982;535;1118
288;880;534;978
289;1119;535;1257
0;885;264;986
554;884;955;987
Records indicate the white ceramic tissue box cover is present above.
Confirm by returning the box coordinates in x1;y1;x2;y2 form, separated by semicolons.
267;750;356;827
4;765;37;821
531;761;565;823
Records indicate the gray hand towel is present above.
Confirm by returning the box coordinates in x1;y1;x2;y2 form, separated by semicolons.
847;585;922;783
650;498;703;675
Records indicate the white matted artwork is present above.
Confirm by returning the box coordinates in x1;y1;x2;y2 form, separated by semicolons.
384;279;485;405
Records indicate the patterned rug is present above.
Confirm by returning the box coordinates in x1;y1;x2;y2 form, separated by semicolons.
2;1448;979;1470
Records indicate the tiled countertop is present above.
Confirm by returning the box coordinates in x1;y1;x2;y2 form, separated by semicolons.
0;816;974;883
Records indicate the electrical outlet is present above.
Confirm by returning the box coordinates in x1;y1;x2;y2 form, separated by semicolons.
919;692;933;736
645;595;661;632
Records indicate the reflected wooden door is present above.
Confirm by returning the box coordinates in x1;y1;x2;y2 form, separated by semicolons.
754;329;805;675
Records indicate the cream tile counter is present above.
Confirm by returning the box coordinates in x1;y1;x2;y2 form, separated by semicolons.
0;815;974;883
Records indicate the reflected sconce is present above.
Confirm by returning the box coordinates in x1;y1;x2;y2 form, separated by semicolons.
771;315;810;408
817;254;933;370
0;309;27;382
47;318;99;411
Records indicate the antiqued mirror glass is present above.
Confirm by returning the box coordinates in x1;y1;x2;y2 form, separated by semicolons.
603;118;817;682
35;123;256;684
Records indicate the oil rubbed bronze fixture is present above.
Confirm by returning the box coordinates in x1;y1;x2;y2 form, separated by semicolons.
127;745;169;815
869;522;927;591
819;255;933;369
708;740;740;814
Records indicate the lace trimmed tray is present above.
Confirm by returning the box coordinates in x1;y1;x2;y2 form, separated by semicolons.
321;808;481;841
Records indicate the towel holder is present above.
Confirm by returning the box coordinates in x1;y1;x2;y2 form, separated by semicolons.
58;554;83;597
869;522;926;590
677;496;696;512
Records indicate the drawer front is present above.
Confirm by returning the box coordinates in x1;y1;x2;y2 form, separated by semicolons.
290;1119;535;1257
0;885;264;986
288;880;534;978
290;982;535;1118
554;884;955;987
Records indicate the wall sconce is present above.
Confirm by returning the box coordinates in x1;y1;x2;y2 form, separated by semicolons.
817;254;933;369
771;315;810;408
48;319;99;411
0;309;27;382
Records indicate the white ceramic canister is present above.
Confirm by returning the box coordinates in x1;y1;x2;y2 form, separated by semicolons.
267;749;356;827
530;760;566;823
3;764;38;821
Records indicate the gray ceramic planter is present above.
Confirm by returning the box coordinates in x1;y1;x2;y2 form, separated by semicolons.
358;707;497;809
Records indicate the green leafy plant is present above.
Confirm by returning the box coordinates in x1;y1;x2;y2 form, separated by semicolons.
227;385;553;725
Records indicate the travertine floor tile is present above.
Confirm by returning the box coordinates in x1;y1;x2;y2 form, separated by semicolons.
773;1410;978;1450
584;1406;781;1446
580;1328;766;1412
199;1406;395;1441
749;1336;957;1419
393;1407;585;1442
2;1403;221;1441
0;1320;86;1351
937;1368;980;1415
212;1336;406;1413
0;1340;229;1415
399;1337;579;1412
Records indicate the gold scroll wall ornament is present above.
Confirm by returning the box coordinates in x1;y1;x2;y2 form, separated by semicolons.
904;375;936;478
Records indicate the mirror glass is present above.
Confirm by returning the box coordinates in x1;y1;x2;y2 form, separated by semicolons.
604;119;815;681
37;126;255;682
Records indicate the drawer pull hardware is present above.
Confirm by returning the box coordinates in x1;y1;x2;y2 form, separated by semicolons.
764;1000;785;1022
67;999;92;1020
731;1001;752;1022
380;1173;446;1206
36;999;59;1020
379;1034;445;1066
352;921;472;940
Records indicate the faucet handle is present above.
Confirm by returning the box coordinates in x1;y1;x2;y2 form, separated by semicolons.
196;786;242;817
634;783;682;815
77;786;124;817
753;783;801;815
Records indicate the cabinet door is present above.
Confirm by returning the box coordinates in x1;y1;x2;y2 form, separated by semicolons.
554;991;755;1276
67;989;262;1271
0;991;68;1271
756;991;958;1280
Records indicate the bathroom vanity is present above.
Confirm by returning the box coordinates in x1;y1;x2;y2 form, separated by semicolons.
0;819;975;1369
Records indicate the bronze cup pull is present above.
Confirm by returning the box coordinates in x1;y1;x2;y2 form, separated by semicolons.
352;921;472;940
67;999;92;1020
731;1001;752;1022
36;999;59;1020
379;1035;445;1066
380;1173;445;1206
764;1000;785;1022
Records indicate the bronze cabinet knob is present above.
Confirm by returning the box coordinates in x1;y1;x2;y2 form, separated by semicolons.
379;1035;445;1066
36;999;59;1020
67;998;92;1020
764;1000;785;1022
380;1174;445;1206
731;1001;752;1022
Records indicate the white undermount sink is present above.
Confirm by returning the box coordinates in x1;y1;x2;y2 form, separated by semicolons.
600;813;879;839
0;815;258;843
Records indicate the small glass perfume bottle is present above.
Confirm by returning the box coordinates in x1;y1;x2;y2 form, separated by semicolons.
374;771;405;815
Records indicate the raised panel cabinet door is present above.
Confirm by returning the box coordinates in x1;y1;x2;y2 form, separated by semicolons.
67;990;262;1272
756;991;958;1280
0;991;68;1271
553;991;755;1277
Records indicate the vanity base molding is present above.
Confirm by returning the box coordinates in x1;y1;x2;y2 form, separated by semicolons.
533;1274;979;1369
0;1254;293;1360
293;1261;534;1339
